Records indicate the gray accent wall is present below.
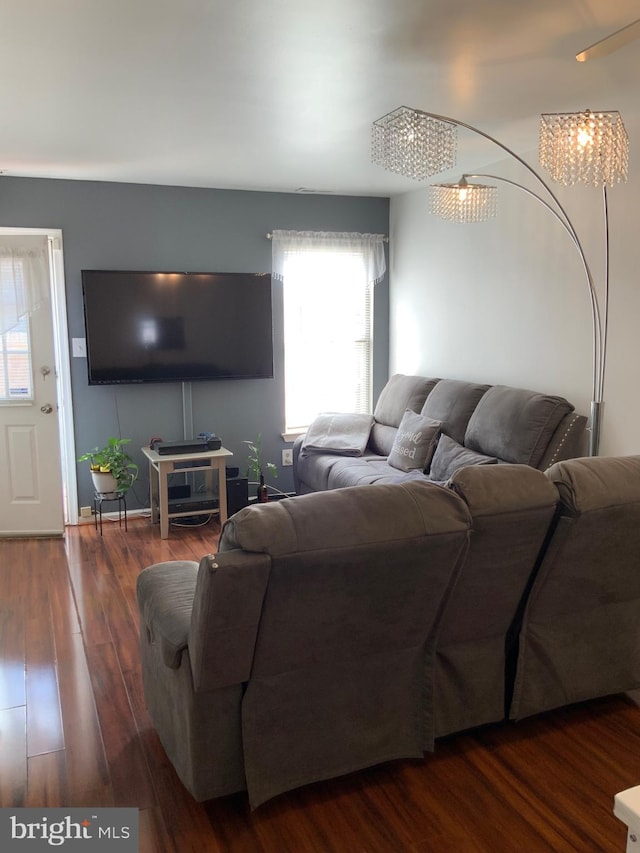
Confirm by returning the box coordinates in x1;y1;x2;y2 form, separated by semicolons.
0;177;389;509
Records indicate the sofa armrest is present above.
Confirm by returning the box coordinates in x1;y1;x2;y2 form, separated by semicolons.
188;550;271;692
292;433;305;492
136;560;199;669
537;412;588;470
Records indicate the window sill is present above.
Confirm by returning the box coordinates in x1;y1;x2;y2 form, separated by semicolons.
282;430;306;443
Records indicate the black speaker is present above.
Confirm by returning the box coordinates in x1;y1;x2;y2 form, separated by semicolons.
168;483;191;500
226;476;249;516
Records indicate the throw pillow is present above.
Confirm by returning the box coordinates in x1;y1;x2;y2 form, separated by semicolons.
429;434;497;482
387;410;441;473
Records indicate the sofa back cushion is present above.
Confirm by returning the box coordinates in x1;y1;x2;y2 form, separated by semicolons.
464;385;573;467
370;374;439;455
435;463;559;736
510;455;640;720
420;379;490;445
222;480;471;806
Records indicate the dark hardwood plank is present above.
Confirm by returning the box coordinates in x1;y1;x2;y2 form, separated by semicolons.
48;552;82;658
56;632;111;805
25;554;64;756
25;637;64;756
66;557;112;647
0;705;26;807
139;806;173;853
84;639;156;809
0;542;26;711
0;519;638;852
0;598;26;710
25;750;68;807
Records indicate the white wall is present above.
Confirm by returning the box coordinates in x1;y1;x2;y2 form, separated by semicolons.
389;125;640;457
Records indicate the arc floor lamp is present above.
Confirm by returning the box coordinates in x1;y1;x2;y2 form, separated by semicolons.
371;106;629;456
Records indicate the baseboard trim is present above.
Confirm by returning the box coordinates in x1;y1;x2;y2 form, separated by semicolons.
74;507;151;525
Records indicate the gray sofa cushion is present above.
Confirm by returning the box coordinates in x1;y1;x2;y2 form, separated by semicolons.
510;455;640;721
464;385;573;467
434;463;559;737
368;422;397;457
327;457;397;488
430;434;497;482
232;480;472;806
370;374;439;456
373;374;440;427
387;410;441;472
546;454;640;513
327;457;430;489
295;450;345;492
421;379;490;445
137;560;199;668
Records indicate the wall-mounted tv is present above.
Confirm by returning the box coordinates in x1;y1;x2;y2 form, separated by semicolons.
82;270;273;385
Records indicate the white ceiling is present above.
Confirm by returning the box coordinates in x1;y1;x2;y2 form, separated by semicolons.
2;0;639;197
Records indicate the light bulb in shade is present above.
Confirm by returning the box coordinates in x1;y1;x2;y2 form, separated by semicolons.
577;125;593;148
575;109;595;148
430;179;497;223
540;109;628;186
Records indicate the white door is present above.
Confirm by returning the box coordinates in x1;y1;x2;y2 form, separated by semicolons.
0;237;64;536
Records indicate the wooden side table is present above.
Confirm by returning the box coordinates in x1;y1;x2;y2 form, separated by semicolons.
141;445;233;539
615;786;640;852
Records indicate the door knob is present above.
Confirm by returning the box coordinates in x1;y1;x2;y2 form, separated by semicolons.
40;404;54;414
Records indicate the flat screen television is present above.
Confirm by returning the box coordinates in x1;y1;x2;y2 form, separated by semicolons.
82;270;273;385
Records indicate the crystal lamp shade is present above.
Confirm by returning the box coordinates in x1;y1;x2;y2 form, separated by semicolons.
371;107;457;180
430;180;497;224
539;110;629;187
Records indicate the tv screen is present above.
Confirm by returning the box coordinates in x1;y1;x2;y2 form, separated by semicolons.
82;270;273;385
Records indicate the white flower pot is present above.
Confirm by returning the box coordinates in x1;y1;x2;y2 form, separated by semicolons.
91;470;119;495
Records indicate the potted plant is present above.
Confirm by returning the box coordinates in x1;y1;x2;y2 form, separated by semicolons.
78;437;139;495
244;434;277;502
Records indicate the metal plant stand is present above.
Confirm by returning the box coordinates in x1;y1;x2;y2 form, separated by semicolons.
93;489;128;535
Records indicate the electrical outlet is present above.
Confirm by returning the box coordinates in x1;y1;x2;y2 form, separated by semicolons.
282;449;293;467
80;506;92;518
72;337;87;358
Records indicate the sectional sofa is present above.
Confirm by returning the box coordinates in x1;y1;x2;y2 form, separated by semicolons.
136;454;640;808
293;373;588;494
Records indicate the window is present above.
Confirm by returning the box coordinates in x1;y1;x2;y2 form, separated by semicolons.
0;259;33;401
272;230;386;434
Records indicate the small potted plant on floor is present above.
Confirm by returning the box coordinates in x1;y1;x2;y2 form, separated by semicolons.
244;434;277;502
78;437;139;495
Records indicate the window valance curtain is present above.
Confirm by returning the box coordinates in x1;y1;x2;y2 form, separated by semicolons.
271;230;387;284
0;235;49;336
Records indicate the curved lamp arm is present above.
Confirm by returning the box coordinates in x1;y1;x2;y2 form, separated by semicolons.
414;108;608;454
421;112;585;260
463;172;603;407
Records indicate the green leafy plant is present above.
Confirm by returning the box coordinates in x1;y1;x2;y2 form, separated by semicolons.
78;437;139;491
244;434;278;483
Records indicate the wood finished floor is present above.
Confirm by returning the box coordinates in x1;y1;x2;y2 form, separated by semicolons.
0;517;638;852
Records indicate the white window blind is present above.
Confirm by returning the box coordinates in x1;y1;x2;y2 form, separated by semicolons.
271;230;386;433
